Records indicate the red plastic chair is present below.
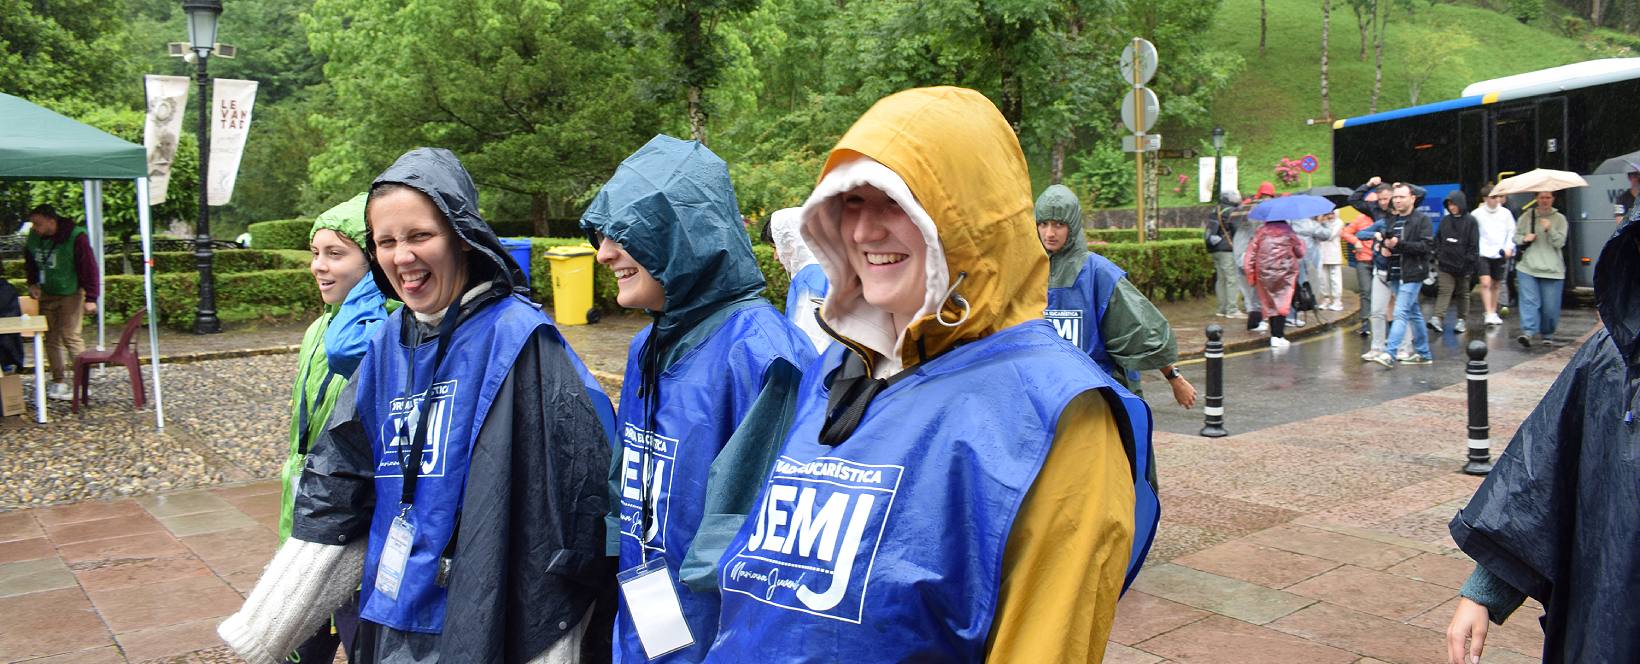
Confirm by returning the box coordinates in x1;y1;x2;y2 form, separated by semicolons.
72;308;147;414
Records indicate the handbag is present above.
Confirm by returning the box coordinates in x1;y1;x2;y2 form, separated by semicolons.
1295;281;1317;312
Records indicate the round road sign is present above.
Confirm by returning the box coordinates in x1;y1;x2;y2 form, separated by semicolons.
1299;154;1318;173
1121;87;1160;134
1120;38;1158;86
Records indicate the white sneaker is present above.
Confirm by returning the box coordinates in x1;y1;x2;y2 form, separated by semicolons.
1253;321;1269;332
47;382;72;401
1484;312;1503;326
1454;318;1467;333
1360;350;1380;361
1270;337;1291;348
1328;301;1345;311
1225;311;1247;319
1396;351;1416;362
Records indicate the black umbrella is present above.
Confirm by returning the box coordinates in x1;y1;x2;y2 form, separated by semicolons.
1297;186;1353;207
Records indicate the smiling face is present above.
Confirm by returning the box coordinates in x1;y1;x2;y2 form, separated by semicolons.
310;229;370;305
839;185;928;324
368;187;469;315
595;236;665;311
1037;220;1069;253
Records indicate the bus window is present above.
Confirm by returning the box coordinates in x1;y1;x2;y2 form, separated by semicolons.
1536;97;1567;171
1493;105;1536;183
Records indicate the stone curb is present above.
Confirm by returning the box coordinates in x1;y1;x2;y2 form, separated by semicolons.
1177;303;1363;361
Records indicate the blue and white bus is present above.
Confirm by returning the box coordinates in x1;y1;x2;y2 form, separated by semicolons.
1332;58;1640;287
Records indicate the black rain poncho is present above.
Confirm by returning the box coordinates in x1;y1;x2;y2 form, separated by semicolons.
1448;211;1640;662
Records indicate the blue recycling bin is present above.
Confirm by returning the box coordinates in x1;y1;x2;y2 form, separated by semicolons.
500;238;534;288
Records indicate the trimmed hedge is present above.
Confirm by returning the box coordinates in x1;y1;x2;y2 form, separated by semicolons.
247;218;313;250
96;268;320;330
1085;227;1198;243
1093;239;1214;302
3;249;310;281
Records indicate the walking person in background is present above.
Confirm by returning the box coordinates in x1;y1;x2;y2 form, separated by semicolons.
1315;210;1345;311
22;204;98;401
1615;163;1638;223
1230;193;1266;332
1206;190;1242;318
1427;191;1479;334
1290;212;1339;325
1037;185;1197;408
1370;183;1436;367
1342;212;1378;335
1243;212;1305;348
1514;190;1569;347
1473;185;1516;327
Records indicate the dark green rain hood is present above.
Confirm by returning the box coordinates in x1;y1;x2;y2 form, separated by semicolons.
1034;184;1089;289
579;135;766;346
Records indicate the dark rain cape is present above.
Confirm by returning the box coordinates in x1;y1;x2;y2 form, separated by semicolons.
292;148;618;664
579;135;816;663
1448;212;1640;663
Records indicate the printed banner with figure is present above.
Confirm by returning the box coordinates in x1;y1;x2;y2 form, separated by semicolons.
208;78;258;206
142;75;190;206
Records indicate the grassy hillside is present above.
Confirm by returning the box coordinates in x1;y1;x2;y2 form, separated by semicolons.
1113;0;1619;209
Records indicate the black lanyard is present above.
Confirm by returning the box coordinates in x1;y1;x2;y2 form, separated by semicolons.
398;299;462;508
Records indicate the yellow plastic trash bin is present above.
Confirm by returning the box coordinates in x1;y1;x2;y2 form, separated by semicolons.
544;244;599;325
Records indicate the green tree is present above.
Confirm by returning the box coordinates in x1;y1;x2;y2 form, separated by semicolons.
0;1;137;107
304;0;665;233
647;0;763;144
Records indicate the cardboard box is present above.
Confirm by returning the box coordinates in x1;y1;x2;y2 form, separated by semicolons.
0;374;22;417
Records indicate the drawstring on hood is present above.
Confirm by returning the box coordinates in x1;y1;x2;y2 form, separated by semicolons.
579;135;767;420
1035;185;1089;289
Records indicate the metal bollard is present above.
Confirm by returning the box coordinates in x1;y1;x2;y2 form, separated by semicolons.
1463;340;1493;475
1200;324;1227;438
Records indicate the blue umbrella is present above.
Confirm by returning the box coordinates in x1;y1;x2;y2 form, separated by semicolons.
1248;194;1336;222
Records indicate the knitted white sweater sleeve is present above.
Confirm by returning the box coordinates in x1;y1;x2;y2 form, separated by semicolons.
217;537;367;664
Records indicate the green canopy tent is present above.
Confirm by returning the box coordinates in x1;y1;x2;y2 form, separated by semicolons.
0;92;167;428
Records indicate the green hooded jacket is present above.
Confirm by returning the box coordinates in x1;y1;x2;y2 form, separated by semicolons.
277;193;394;540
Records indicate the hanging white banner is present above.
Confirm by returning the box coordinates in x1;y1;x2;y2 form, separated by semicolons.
142;75;191;206
208;78;258;206
1198;156;1239;203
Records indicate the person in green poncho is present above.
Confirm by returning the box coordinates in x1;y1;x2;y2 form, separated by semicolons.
279;193;393;662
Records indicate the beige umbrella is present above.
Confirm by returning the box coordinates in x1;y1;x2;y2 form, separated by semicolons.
1491;168;1589;196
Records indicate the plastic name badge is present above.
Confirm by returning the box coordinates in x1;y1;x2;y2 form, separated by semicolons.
375;515;415;601
617;557;694;659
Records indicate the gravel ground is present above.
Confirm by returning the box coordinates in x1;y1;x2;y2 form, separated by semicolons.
1;353;296;511
0;314;646;513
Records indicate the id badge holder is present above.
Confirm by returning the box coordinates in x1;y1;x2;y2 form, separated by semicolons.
617;557;694;659
375;511;415;601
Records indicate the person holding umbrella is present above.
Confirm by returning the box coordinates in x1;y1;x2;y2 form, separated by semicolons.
1490;168;1586;347
1244;195;1332;348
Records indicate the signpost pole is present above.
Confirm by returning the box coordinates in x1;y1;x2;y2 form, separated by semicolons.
1133;38;1145;244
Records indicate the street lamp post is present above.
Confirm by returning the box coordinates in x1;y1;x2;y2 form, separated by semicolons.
1211;126;1226;209
183;0;222;334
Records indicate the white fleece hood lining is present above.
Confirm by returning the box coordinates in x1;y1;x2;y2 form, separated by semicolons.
769;207;819;275
799;157;949;375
